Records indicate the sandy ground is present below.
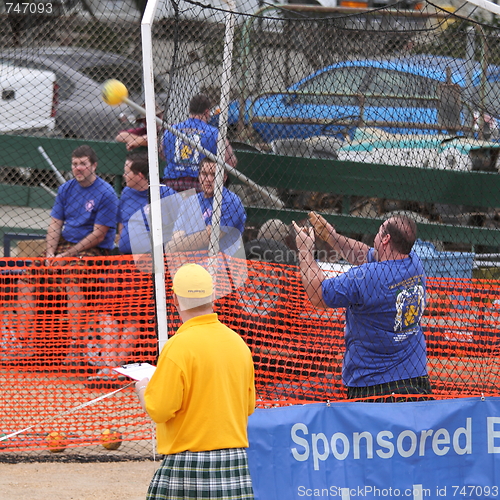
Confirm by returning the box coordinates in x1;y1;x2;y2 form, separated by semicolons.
0;460;160;500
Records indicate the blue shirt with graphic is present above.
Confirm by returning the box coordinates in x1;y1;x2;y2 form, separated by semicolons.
162;117;218;179
118;185;177;254
51;177;118;250
322;249;428;388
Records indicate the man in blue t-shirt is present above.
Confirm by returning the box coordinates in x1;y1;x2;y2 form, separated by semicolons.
165;157;246;255
118;152;177;254
45;145;118;258
18;145;118;368
162;94;237;193
294;213;432;402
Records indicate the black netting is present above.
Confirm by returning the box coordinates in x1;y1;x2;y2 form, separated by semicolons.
2;0;500;460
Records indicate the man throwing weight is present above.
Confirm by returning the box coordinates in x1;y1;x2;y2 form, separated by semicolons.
294;212;432;402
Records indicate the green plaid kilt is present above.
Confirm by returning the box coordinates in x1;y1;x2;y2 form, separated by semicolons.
346;375;433;402
147;448;254;500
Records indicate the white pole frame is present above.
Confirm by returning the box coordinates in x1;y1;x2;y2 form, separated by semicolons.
141;0;169;352
210;0;236;257
463;0;500;16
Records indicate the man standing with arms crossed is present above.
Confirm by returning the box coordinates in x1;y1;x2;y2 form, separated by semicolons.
294;212;432;401
135;263;255;499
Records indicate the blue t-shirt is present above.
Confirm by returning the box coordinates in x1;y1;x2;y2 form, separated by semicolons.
322;249;427;388
118;185;177;254
162;117;218;179
51;177;118;250
174;188;246;253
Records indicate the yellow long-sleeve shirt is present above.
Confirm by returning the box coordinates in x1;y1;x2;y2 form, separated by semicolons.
144;313;256;455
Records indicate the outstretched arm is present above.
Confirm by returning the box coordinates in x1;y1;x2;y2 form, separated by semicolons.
293;221;327;309
308;212;369;265
116;131;148;151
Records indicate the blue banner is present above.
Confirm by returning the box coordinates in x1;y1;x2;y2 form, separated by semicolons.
247;398;500;499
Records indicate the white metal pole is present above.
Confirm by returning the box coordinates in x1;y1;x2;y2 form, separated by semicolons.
38;146;66;185
210;0;236;258
141;0;169;352
463;0;500;16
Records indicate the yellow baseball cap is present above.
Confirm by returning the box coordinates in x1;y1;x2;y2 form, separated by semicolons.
172;264;213;298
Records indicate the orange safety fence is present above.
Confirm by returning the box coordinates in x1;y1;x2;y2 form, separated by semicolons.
1;256;500;456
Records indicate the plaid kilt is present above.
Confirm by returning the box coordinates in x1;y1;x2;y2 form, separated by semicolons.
22;238;111;297
346;375;433;403
147;448;254;500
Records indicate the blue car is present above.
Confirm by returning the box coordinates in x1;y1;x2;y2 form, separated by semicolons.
222;56;500;143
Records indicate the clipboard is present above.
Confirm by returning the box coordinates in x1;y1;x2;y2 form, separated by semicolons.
113;362;156;381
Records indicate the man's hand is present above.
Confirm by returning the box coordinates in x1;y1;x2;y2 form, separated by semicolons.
135;377;149;394
308;211;335;244
135;377;150;412
126;135;147;150
292;221;327;309
293;221;315;255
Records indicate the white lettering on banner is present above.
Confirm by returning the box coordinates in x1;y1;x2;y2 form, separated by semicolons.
413;484;423;499
453;421;471;455
397;430;418;457
291;423;310;461
354;432;373;459
487;417;500;453
376;431;394;459
312;433;329;470
332;433;350;460
419;430;433;456
290;419;472;470
432;428;450;456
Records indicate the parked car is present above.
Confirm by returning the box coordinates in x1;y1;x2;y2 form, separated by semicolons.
223;55;500;143
0;62;56;133
0;48;169;140
272;127;500;172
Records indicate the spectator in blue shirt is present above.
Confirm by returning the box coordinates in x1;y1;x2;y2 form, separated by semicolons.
118;152;177;254
45;145;118;258
165;157;246;255
17;145;118;368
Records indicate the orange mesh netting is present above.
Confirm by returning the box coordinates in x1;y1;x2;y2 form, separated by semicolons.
1;256;500;455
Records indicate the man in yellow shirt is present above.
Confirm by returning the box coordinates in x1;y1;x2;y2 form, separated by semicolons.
135;263;256;499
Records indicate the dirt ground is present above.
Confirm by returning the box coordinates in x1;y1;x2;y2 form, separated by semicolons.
0;460;160;500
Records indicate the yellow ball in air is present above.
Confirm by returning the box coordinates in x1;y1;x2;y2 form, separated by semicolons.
101;79;128;106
